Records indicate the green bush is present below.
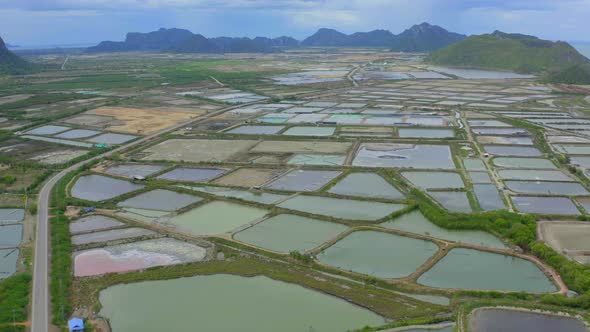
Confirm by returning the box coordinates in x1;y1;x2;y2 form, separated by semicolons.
0;273;31;323
289;251;313;264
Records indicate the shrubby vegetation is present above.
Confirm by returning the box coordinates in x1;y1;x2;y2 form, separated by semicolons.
49;170;76;325
0;273;31;323
414;189;536;249
414;189;590;309
545;65;590;84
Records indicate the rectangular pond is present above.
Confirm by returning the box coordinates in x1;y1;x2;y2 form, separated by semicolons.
0;209;25;224
278;196;406;221
398;128;454;138
234;214;347;253
0;248;18;279
69;215;124;234
287;154;346;166
26;125;70;135
88;133;137;145
117;208;170;224
428;192;472;213
570;156;590;168
265;170;342;192
554;144;590;155
493;157;556;169
214;168;286;188
0;224;22;247
318;230;438;279
71;174;144;201
167;201;268;236
472;128;529;135
484;145;542;157
498;169;573;181
402;172;464;189
463;159;486;171
474;184;505;211
55;129;101;139
512;196;580;215
469;171;492;184
99;274;386;332
353;144;455;169
226;125;285;135
417;248;556;293
71;227;156;245
74;238;207;277
478;136;534;145
179;185;289;205
21;135;94;148
104;164;166;178
468;120;511;127
468;308;588;332
380;210;507;249
282;127;336;137
327;173;405;200
505;181;589;196
117;189;202;211
157;167;227;182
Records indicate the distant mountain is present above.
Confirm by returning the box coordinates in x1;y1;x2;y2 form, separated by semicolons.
301;24;464;50
390;23;466;52
0;36;33;74
209;37;271;53
427;30;590;83
301;28;396;47
254;36;299;48
301;28;349;46
87;28;291;53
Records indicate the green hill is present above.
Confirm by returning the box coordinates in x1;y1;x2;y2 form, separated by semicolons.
0;36;33;75
545;65;590;84
427;31;590;83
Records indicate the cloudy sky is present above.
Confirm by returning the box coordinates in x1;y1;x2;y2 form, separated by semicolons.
1;0;589;46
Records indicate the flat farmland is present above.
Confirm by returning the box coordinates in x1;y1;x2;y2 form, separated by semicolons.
67;106;203;135
140;139;258;162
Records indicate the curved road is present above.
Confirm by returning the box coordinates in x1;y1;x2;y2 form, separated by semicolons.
31;102;253;332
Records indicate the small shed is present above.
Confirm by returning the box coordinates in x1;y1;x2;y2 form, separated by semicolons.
68;318;85;331
132;175;147;181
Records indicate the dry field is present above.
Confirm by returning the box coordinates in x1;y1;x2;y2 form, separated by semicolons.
71;106;204;135
538;221;590;264
140;139;258;163
250;140;352;154
214;168;286;187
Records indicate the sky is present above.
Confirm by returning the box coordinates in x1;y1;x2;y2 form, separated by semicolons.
1;0;590;46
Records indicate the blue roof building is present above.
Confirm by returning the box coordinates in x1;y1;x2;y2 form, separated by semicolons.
68;318;84;331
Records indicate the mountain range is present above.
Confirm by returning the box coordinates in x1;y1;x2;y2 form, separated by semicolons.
87;28;299;53
0;36;32;74
86;23;465;53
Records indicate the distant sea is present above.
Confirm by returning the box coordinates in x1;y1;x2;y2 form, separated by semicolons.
573;42;590;59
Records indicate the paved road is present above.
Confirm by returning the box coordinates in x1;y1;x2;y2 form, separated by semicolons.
346;65;361;87
60;56;69;71
31;102;251;332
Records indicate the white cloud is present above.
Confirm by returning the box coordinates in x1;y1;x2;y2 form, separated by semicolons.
288;9;360;28
4;0;322;10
